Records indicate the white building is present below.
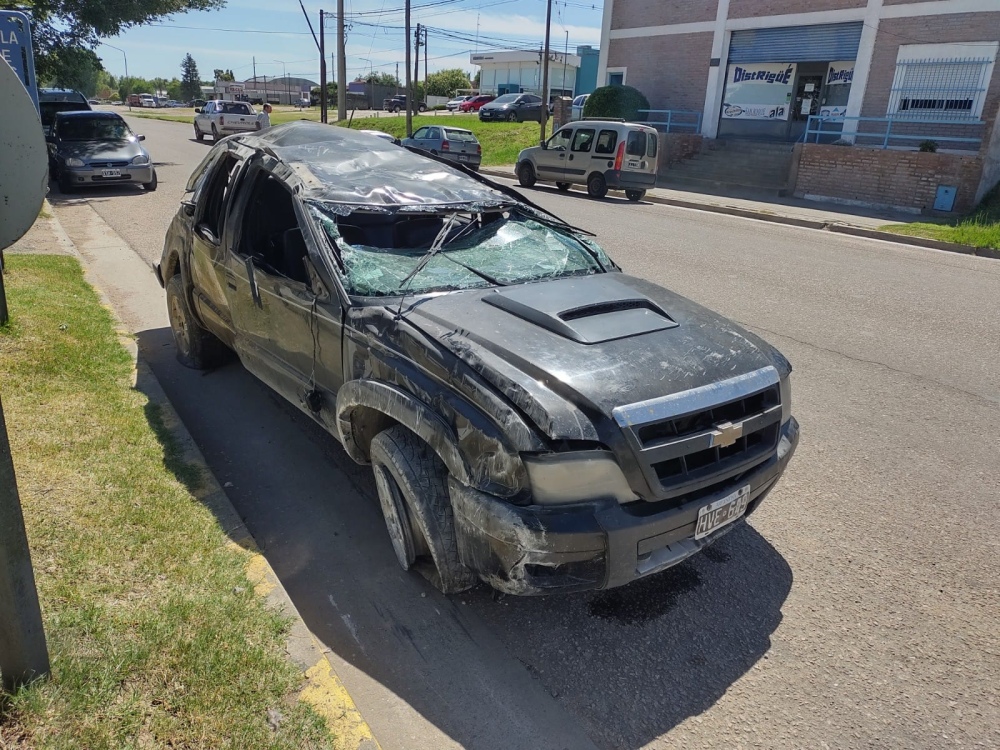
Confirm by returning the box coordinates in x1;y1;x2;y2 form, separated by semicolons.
471;50;581;99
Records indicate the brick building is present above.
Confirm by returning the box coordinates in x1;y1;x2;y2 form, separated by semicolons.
597;0;1000;212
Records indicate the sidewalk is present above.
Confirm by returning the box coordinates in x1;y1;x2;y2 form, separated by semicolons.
479;165;1000;260
5;204;381;750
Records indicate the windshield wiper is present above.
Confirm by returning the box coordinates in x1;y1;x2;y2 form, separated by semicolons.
394;212;462;318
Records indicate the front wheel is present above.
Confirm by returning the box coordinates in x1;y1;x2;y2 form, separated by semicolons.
143;169;158;192
194;124;204;142
587;173;608;199
166;274;226;369
625;189;645;202
371;426;476;594
393;105;401;113
516;161;537;188
507;111;518;122
57;170;76;194
556;182;571;192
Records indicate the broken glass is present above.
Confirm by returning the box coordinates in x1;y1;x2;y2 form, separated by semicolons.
308;203;614;297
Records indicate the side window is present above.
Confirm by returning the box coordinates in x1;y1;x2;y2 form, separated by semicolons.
626;130;646;157
647;132;658;158
236;171;309;285
412;127;428;139
197;153;242;241
595;129;618;155
427;127;441;139
548;128;572;150
571;128;596;153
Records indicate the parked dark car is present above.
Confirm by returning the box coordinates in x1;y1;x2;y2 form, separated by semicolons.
478;93;543;122
401;125;481;170
383;95;427;113
158;122;798;596
39;87;92;137
48;111;157;193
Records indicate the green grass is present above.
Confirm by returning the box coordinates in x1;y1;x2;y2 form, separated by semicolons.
0;256;331;749
126;108;535;167
879;184;1000;249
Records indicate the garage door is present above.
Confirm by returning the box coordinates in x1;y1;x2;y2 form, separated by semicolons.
728;22;864;63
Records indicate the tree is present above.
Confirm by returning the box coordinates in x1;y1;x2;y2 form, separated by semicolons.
180;53;201;101
213;68;235;82
583;84;650;121
151;77;169;96
43;46;103;96
166;78;184;101
424;68;470;98
14;0;226;84
362;71;399;88
310;82;337;106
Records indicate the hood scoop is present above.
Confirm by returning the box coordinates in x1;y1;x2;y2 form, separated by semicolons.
483;277;678;344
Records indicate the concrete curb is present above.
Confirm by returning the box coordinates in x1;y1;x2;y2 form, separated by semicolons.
478;167;999;261
35;201;381;750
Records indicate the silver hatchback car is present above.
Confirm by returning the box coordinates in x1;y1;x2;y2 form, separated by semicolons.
401;125;482;171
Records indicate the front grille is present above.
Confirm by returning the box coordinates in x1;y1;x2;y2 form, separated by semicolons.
613;367;783;503
88;160;130;167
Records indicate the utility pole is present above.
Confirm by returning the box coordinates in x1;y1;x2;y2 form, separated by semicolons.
319;10;327;122
396;62;400;95
424;26;428;88
0;394;50;693
337;0;347;121
405;0;412;136
414;23;421;116
563;31;569;98
539;0;553;143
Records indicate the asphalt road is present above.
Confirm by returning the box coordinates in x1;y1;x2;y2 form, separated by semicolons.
48;114;1000;749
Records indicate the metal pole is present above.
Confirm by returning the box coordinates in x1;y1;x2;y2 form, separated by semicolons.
424;26;428;89
0;394;50;693
540;0;553;143
0;252;7;325
405;0;412;136
563;31;568;97
337;0;347;121
102;43;130;111
414;23;421;116
319;10;327;123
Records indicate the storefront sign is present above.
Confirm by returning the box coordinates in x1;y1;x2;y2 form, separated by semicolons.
0;11;38;113
825;61;855;86
721;62;795;120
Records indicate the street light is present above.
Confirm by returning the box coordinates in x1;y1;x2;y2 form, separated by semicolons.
274;59;289;105
100;42;130;110
360;57;373;109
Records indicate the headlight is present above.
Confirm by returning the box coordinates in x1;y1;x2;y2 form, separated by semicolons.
131;154;150;165
65;157;85;167
779;373;792;425
522;451;637;506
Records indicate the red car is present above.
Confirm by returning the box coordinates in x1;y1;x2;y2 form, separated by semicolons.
459;94;495;112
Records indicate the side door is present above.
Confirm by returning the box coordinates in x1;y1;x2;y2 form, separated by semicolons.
187;146;248;347
223;163;345;407
536;126;572;179
566;126;596;182
424;127;443;154
407;126;430;150
195;101;212;133
591;127;620;174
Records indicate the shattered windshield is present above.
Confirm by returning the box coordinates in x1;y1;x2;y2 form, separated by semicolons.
309;203;613;297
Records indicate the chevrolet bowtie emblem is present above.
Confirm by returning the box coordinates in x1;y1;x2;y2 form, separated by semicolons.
711;421;743;448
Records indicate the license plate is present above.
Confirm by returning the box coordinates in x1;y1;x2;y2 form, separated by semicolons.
101;169;121;178
694;485;750;540
458;155;469;161
627;160;641;169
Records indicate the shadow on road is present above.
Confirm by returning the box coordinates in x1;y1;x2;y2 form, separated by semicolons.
134;324;791;750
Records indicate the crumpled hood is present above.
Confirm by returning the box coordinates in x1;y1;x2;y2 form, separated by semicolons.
403;273;786;442
58;139;145;164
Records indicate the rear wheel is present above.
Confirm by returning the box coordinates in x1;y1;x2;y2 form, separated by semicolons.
194;124;204;142
166;274;226;369
507;111;518;122
393;105;401;113
556;182;571;192
211;123;220;141
516;161;537;188
371;426;476;594
587;173;608;199
625;189;645;202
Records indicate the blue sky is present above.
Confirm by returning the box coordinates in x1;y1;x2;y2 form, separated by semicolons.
98;0;604;84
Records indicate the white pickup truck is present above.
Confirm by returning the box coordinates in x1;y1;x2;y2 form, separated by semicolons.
193;100;260;142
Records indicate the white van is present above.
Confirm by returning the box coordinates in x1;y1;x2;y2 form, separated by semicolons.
515;119;659;201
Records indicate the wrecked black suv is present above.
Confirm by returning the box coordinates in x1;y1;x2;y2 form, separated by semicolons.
158;122;799;595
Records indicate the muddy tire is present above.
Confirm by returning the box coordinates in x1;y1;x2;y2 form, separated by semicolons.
556;182;571;192
371;426;476;595
166;274;225;370
587;172;608;199
625;189;645;202
516;161;536;188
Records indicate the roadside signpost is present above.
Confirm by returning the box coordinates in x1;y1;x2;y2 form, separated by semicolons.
0;24;51;692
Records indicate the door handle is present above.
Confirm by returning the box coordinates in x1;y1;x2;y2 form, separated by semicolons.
568;154;574;161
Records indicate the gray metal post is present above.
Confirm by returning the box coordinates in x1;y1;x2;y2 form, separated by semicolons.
0;394;49;692
539;0;553;143
337;0;347;121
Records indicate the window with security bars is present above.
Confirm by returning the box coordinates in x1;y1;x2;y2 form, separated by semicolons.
888;58;992;121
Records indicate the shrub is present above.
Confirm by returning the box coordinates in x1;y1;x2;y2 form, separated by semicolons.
582;84;650;122
919;140;939;153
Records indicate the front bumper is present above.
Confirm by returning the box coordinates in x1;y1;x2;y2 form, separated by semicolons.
451;417;799;595
63;164;154;186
